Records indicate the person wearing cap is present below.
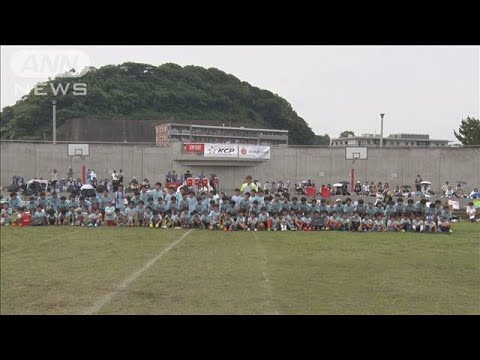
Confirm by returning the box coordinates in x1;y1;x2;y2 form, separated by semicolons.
240;175;258;194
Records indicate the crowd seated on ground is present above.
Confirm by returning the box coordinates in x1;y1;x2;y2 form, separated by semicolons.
1;173;478;230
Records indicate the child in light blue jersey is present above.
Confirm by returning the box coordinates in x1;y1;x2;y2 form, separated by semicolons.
115;208;126;226
302;211;313;231
64;206;76;225
258;207;271;231
8;192;23;212
115;185;125;210
270;213;280;231
180;208;190;228
231;188;243;209
150;209;162;228
247;212;258;231
223;212;235;231
412;214;424;232
37;192;48;210
88;208;102;227
104;201;116;226
31;205;47;226
186;191;198;215
236;211;247;231
136;201;146;226
190;210;204;229
125;201;137;227
424;216;436;233
68;194;79;210
387;214;401;232
208;205;221;230
1;203;13;226
171;210;182;229
46;192;59;211
400;213;411;232
26;196;37;213
374;214;385;232
150;182;164;202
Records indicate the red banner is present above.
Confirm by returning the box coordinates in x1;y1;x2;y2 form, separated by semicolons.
184;143;205;153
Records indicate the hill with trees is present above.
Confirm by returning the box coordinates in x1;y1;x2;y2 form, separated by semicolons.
1;62;329;145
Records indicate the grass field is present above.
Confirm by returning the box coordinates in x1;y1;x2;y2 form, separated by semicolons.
1;224;479;315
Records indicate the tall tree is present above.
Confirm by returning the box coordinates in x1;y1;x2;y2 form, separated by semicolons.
339;130;355;138
314;134;330;145
0;62;317;145
454;117;480;145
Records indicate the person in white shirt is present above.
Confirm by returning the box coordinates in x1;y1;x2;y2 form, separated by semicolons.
445;186;454;198
440;181;449;193
466;202;477;222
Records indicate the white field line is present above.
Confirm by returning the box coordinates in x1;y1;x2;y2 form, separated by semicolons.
84;229;193;315
253;232;280;315
2;229;80;255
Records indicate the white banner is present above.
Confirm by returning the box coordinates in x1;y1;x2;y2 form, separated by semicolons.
448;199;460;210
204;143;239;157
238;145;271;159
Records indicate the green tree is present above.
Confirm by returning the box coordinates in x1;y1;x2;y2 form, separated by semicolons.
454;117;480;145
314;134;330;145
0;62;317;144
339;130;355;138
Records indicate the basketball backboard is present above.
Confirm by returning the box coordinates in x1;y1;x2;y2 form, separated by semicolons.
345;147;367;160
68;144;90;157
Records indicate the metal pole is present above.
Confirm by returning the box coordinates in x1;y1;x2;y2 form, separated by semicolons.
380;113;385;148
52;100;57;144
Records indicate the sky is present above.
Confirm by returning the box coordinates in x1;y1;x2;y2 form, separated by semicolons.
1;45;479;142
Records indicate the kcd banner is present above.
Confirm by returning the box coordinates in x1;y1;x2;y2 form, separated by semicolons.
184;143;205;153
238;145;271;159
204;143;239;157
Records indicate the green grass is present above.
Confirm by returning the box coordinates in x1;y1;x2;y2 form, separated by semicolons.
1;224;479;314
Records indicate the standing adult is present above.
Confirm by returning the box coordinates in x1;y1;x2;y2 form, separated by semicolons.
51;169;58;191
111;170;119;192
67;168;73;180
118;170;124;186
240;175;258;194
415;174;422;192
90;170;97;188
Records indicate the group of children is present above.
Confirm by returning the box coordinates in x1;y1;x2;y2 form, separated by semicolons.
1;186;465;234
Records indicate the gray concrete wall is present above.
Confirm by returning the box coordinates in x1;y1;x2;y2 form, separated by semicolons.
1;141;479;193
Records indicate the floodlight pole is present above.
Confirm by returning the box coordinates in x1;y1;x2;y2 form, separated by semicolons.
380;113;385;148
52;99;57;144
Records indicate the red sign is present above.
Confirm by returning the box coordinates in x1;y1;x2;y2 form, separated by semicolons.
184;143;205;153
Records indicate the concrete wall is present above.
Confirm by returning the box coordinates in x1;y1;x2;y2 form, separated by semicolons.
1;141;479;192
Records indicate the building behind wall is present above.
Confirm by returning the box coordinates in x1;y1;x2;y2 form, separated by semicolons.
331;133;451;148
155;123;289;146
